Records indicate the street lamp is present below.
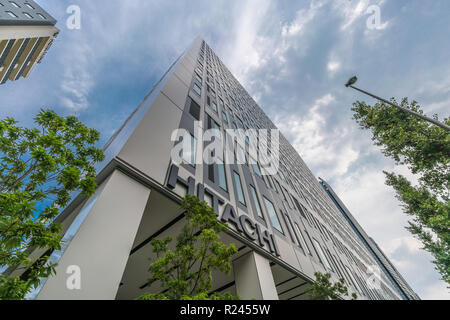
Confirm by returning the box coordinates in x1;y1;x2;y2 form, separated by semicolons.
345;76;450;131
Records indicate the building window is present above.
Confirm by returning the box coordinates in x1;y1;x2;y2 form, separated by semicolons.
23;12;33;19
211;101;217;112
325;249;335;272
36;13;46;19
237;145;246;165
276;180;285;195
233;171;246;206
267;175;275;189
283;214;299;245
249;185;264;219
181;134;196;166
207;115;221;139
9;1;20;8
25;2;34;9
330;254;344;280
189;99;201;120
217;159;228;191
345;265;362;294
312;238;332;270
283;188;293;208
263;197;283;233
222;111;228;125
6;11;18;18
293;223;310;255
279;170;286;181
195;73;202;84
192;83;202;97
237;118;244;129
208;164;215;182
252;161;262;177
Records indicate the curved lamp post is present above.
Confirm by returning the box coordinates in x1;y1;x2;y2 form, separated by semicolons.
345;76;450;131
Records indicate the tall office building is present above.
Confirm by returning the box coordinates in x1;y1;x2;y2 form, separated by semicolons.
319;178;420;300
9;38;418;300
0;0;58;85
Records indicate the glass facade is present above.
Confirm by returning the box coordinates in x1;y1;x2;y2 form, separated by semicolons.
263;197;283;233
249;185;264;219
312;238;332;270
233;171;246;205
217;159;227;191
181;134;196;166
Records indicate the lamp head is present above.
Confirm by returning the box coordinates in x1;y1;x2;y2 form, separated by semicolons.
345;76;358;87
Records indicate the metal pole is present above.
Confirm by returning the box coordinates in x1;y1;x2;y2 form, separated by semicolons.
349;85;450;131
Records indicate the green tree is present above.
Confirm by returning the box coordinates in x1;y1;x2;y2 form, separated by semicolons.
0;109;104;300
138;195;239;300
352;98;449;284
309;272;357;300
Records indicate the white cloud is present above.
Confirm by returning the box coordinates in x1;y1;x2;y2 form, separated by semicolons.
338;0;371;31
281;1;325;37
334;165;408;234
427;97;450;114
333;0;390;34
59;46;94;112
327;61;340;72
421;281;450;300
384;236;423;255
223;0;272;85
275;94;360;178
327;58;341;78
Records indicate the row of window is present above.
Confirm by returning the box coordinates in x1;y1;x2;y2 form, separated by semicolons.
2;1;34;9
189;74;371;294
193;71;248;136
1;1;47;19
3;11;46;20
178;117;285;235
196;42;399;299
188;82;338;266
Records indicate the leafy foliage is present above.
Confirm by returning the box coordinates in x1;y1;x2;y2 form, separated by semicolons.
352;98;449;284
137;195;239;300
0;109;104;300
309;272;357;300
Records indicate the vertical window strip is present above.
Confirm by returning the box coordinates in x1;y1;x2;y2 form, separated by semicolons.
249;185;264;219
217;159;227;191
263;197;283;233
233;171;246;205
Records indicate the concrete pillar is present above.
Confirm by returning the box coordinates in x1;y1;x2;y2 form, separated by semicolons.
37;170;151;300
233;251;279;300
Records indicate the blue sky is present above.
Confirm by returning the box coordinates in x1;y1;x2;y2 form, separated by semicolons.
0;0;449;299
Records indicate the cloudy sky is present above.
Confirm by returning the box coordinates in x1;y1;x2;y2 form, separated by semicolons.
1;0;448;299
